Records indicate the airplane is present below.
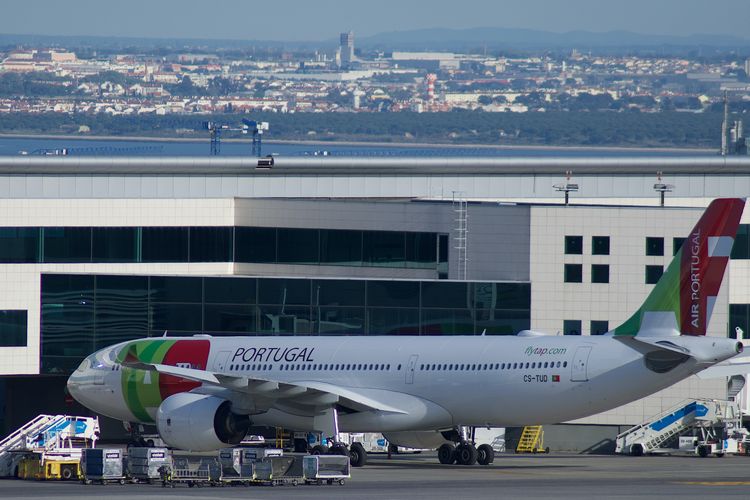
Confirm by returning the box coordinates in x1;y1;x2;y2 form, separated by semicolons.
68;198;746;467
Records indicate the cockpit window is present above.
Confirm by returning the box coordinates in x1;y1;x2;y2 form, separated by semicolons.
75;358;91;372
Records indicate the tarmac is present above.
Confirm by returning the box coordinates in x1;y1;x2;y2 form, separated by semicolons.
1;452;750;499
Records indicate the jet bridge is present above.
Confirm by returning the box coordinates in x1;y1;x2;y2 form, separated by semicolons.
615;398;742;456
0;414;99;477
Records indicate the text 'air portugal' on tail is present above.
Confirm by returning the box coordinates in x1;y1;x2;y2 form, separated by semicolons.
614;198;746;338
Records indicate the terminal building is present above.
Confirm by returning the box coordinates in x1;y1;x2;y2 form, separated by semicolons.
1;155;749;447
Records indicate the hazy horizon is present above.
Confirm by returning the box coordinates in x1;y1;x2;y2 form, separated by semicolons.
0;0;747;43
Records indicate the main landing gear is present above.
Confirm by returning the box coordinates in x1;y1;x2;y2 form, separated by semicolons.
312;441;368;467
437;427;495;466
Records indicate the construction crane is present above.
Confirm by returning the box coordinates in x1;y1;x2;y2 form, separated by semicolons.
242;119;270;157
202;121;231;156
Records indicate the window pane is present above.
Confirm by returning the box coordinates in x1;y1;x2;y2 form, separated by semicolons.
565;235;583;255
43;227;92;263
150;276;202;303
258;279;310;306
315;307;365;335
729;304;750;339
645;265;663;285
564;264;582;283
277;228;319;264
313;280;365;307
257;305;311;335
367;307;419;335
204;277;256;304
92;227;138;263
476;309;530;335
591;264;609;283
731;225;749;259
438;234;449;264
563;320;581;335
673;237;686;256
0;310;27;347
204;304;257;333
94;275;148;348
421;308;474;335
422;282;467;308
493;283;531;310
190;227;233;262
142;227;188;262
645;237;664;256
235;227;276;263
150;303;202;333
405;232;437;269
592;236;610;255
363;231;405;267
320;229;362;266
366;281;419;307
591;320;609;335
0;228;39;263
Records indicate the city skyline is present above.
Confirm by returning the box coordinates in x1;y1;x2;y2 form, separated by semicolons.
0;0;748;42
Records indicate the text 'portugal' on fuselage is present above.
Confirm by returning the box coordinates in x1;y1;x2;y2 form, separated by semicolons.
68;199;745;458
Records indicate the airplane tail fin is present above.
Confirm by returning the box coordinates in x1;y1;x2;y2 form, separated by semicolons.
614;198;745;337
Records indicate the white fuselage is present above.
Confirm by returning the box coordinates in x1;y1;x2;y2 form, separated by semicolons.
68;334;741;433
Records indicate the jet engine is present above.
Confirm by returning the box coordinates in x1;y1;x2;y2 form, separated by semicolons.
382;430;454;450
156;393;250;451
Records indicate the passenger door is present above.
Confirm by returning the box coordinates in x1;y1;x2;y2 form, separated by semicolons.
570;346;592;382
405;354;419;384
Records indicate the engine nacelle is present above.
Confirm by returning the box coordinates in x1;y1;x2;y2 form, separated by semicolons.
156;393;250;451
382;431;453;450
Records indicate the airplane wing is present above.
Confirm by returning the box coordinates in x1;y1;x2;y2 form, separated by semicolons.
122;360;407;415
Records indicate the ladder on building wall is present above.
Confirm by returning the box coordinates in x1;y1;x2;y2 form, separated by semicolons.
515;425;547;453
614;398;740;456
0;414;99;477
452;191;468;280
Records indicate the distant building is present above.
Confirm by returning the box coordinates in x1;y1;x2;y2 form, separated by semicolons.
340;31;354;69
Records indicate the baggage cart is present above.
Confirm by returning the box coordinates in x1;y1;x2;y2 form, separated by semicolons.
253;455;304;486
302;455;350;485
126;447;170;483
81;448;125;485
161;455;218;488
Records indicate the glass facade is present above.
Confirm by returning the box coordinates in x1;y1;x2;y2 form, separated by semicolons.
40;274;531;374
0;226;441;270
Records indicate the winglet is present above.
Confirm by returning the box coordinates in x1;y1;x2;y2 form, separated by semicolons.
614;198;745;337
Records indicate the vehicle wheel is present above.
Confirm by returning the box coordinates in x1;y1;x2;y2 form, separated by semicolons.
119;479;125;485
146;439;155;447
455;443;478;466
477;444;495;465
349;442;368;467
438;443;456;464
85;479;92;485
545;447;550;454
697;445;709;458
630;444;644;457
311;444;328;455
291;479;298;486
715;453;725;458
329;444;348;456
339;479;345;485
388;444;399;455
61;466;74;480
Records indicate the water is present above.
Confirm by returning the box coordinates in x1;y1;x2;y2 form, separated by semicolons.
0;136;714;157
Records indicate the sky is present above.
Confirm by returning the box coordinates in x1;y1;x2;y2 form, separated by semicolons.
0;0;747;41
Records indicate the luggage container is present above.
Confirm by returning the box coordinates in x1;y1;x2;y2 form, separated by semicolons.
253;455;304;486
127;447;170;483
302;455;350;485
81;448;125;485
217;448;255;485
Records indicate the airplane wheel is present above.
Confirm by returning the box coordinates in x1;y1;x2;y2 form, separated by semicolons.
311;445;328;455
329;444;348;456
438;443;456;464
477;444;495;465
349;442;367;467
455;443;478;466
